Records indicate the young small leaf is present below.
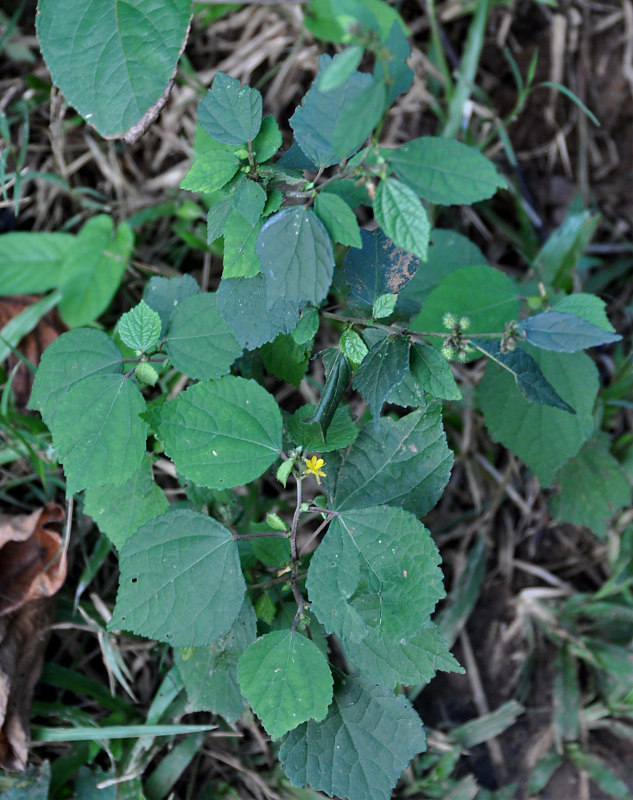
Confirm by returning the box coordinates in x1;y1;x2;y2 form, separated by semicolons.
165;292;243;380
319;45;364;91
279;674;426;800
372;293;397;319
518;311;621;352
314;192;362;248
340;329;369;369
118;300;161;353
110;509;246;647
197;73;262;146
237;630;333;739
251;115;282;162
180;149;240;193
153;376;282;489
374;178;430;261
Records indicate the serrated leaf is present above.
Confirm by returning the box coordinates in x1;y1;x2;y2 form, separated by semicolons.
36;0;191;137
408;342;461;401
143;274;200;337
164;292;242;380
549;436;631;538
223;211;263;278
383;137;506;205
238;631;333;739
314;192;362;248
180;148;240;193
197;73;262;146
372;293;397;319
473;340;574;412
118;300;162;353
290;54;373;167
28;328;123;428
326;406;452;515
374;178;430;261
287;405;359;453
154;376;282;489
279;674;426;800
332;78;387;158
52;375;147;495
84;454;168;550
232;181;266;225
343;228;419;308
352;336;409;419
340;329;369;369
374;21;413;104
398;229;486;312
252;114;282;162
0;232;75;294
320;45;364;91
412;265;519;352
553;293;615;332
479;347;598;486
207;196;233;243
217;273;299;349
110;509;245;647
307;506;444;643
518;311;621;352
256;207;334;311
261;333;310;387
58;216;133;327
344;621;462;689
176;599;257;723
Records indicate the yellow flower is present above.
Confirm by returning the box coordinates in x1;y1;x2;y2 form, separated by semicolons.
303;455;326;484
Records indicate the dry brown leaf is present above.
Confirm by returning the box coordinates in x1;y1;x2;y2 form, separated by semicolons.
0;503;67;771
0;294;65;412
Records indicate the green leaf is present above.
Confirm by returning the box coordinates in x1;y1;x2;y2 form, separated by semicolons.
304;0;406;43
232;181;266;225
343;228;419;308
117;300;161;353
279;674;426;800
290;54;373;167
1;763;50;800
84;454;168;550
58;216;133;327
398;229;486;312
222;211;263;278
292;307;320;345
261;333;310;387
28;329;123;428
197;72;262;146
412;265;519;351
553;293;616;332
479;347;598;486
314;192;362;248
344;621;462;689
407;342;461;401
153;376;282;489
165;292;242;380
383;137;506;205
518;311;621;352
0;232;74;294
256;207;334;311
307;506;444;643
372;293;397;320
110;509;245;647
332;78;387;158
207;196;233;243
217;273;299;349
374;21;413;104
533;211;599;289
36;0;191;137
340;329;369;369
52;375;147;495
251;114;282;162
287;404;359;453
176;599;257;723
143;274;200;337
180;149;240;193
549;436;632;538
326;406;452;516
319;45;364;91
473;340;575;413
374;178;430;261
352;336;409;419
311;349;352;437
238;630;333;739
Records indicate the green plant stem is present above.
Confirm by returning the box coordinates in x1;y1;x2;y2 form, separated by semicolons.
299;511;336;557
290;476;307;629
320;310;505;340
233;531;289;540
